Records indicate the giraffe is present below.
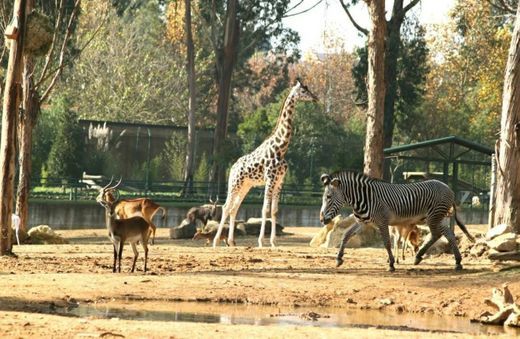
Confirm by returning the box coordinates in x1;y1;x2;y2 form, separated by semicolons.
213;79;318;248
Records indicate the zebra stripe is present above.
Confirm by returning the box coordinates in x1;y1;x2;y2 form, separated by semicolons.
320;171;475;271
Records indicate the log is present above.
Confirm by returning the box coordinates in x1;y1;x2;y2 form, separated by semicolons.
472;284;520;327
488;251;520;261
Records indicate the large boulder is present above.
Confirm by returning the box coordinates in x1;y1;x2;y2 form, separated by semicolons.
320;214;381;248
170;219;197;239
487;233;518;252
243;218;284;236
27;225;68;244
202;220;246;236
486;224;513;241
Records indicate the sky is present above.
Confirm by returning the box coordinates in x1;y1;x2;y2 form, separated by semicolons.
283;0;456;54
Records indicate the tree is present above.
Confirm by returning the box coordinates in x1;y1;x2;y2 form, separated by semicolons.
341;0;421;159
494;1;520;234
0;0;26;255
352;18;429;145
46;97;85;179
183;0;197;195
67;1;187;124
362;0;386;178
200;0;300;193
16;0;85;233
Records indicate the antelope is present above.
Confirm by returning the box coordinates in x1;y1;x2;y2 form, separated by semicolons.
390;224;422;264
193;227;232;246
97;197;151;273
186;197;221;226
96;178;166;244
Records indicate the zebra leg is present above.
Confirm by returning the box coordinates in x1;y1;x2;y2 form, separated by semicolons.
414;230;441;265
378;224;395;272
442;226;463;271
336;222;362;267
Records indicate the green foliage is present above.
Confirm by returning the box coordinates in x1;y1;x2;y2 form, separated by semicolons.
32;109;58;179
46;96;85;179
194;152;210;182
65;0;188;124
161;132;187;180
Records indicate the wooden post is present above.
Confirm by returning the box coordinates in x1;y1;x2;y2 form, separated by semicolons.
0;0;26;255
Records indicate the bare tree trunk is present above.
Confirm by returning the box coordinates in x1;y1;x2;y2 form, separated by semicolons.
16;58;39;233
210;0;239;195
363;0;386;179
0;0;26;255
182;0;196;196
494;2;520;234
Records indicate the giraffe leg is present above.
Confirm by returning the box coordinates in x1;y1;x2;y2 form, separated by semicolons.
258;180;274;248
213;200;230;248
269;164;287;248
227;187;250;247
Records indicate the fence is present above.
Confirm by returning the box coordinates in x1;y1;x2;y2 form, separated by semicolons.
28;177;325;206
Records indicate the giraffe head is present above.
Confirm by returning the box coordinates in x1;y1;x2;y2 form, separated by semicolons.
294;78;319;102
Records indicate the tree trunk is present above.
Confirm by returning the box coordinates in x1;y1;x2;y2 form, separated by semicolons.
211;0;239;195
182;0;196;196
0;0;26;255
363;0;386;179
16;56;39;233
494;3;520;234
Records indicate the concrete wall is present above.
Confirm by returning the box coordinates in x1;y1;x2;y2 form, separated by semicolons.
27;201;488;230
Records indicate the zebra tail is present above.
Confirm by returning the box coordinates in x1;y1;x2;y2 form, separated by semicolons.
453;203;476;243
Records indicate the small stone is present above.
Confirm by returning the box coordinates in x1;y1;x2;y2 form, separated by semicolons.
379;298;394;306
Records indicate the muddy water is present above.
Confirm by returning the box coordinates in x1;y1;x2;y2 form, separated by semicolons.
66;301;519;335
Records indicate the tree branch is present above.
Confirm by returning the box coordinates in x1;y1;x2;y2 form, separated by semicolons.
39;0;81;103
283;0;323;18
35;0;65;89
487;0;517;14
340;0;368;36
285;0;305;14
402;0;421;14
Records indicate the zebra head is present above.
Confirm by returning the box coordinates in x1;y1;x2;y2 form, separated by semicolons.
320;173;345;225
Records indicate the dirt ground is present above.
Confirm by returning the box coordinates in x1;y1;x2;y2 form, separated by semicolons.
0;225;519;338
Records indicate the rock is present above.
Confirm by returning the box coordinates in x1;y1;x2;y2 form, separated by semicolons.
243;218;284;236
309;222;334;248
169;219;197;239
487;233;518;252
470;241;489;257
379;298;394;305
325;215;381;248
486;224;513;241
27;225;68;244
202;220;246;236
425;236;450;255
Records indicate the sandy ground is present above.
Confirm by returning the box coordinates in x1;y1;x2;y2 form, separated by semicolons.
0;226;519;338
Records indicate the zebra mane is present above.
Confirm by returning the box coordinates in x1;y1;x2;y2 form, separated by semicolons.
330;170;381;183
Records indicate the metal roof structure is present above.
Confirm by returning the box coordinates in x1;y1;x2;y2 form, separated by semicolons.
383;136;494;210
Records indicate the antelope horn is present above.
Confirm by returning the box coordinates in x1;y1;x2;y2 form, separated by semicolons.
101;176;114;190
111;176;123;190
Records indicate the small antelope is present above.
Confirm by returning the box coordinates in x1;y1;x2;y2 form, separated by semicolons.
390;224;422;263
98;198;151;273
193;228;232;246
186;197;222;226
96;178;166;245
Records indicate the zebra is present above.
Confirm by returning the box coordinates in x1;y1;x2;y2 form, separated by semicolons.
319;171;476;271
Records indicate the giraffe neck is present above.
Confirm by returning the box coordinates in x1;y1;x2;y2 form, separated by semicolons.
269;87;298;157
